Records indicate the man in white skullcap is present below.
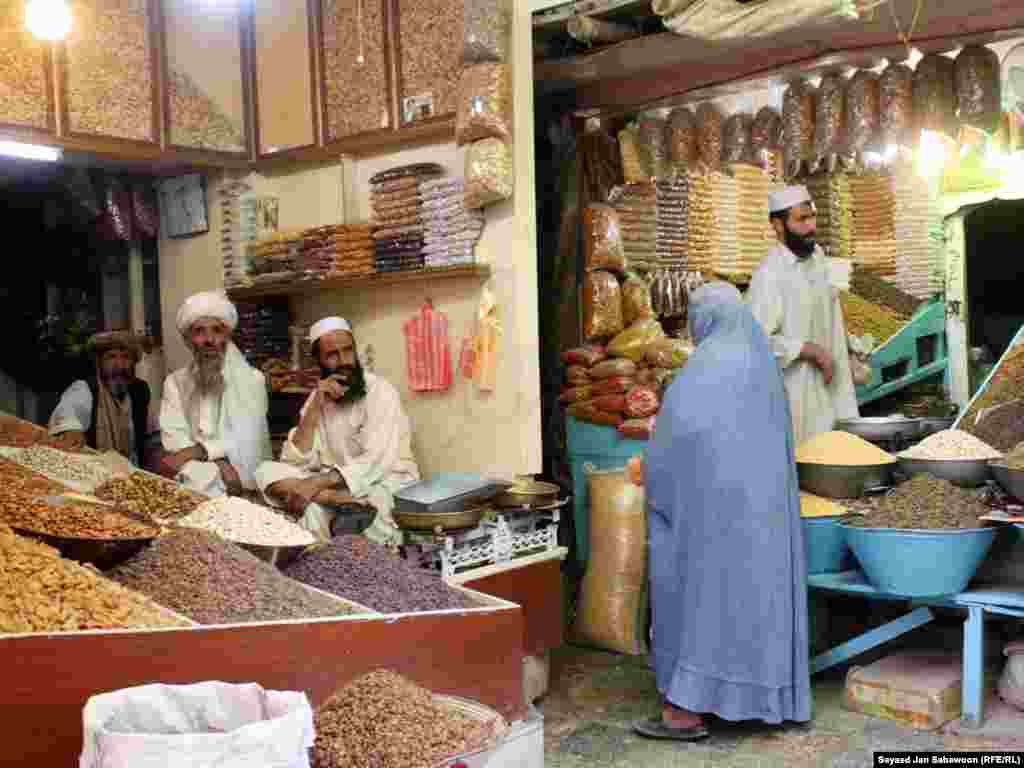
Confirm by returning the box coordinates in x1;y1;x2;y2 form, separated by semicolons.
254;317;419;544
158;291;272;496
747;185;858;444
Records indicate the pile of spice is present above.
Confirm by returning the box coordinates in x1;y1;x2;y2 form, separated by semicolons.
313;670;499;768
800;492;847;518
95;472;206;523
965;399;1024;453
284;535;477;614
845;475;991;529
107;529;359;625
840;291;907;346
850;267;922;317
960;343;1024;434
178;496;315;547
795;431;897;466
0;523;189;633
899;429;1002;461
0;491;158;540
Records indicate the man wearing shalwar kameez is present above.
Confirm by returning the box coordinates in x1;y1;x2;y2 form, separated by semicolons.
254;317;419;545
636;282;810;741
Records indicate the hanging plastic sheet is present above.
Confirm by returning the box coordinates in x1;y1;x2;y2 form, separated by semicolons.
658;0;862;39
403;301;452;392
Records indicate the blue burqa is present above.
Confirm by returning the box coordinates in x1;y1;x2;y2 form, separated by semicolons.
646;282;811;724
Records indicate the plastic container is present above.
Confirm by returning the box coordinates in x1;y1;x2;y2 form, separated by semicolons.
841;525;996;597
803;517;853;574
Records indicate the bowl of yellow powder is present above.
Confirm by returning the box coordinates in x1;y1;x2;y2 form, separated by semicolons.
796;431;897;499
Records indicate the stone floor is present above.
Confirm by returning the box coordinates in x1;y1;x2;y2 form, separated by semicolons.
537;644;1024;767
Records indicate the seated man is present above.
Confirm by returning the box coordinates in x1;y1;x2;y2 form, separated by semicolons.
48;330;153;465
255;317;420;544
158;291;272;496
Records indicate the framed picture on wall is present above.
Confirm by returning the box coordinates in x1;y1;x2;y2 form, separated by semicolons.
159;174;209;238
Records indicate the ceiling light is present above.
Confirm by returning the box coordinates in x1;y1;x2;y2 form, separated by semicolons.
0;141;62;162
25;0;72;41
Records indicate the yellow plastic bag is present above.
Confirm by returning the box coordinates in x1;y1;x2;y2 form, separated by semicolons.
607;319;666;362
470;288;501;392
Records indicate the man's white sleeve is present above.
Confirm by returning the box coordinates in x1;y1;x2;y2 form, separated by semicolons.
747;270;805;368
48;381;93;436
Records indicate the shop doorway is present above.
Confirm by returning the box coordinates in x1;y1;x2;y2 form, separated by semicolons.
964;199;1024;394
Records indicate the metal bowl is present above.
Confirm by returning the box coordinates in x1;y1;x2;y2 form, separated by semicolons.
991;463;1024;501
796;462;894;499
918;416;956;436
493;480;560;509
836;417;921;443
898;457;992;487
394;506;489;531
11;527;154;571
234;541;312;568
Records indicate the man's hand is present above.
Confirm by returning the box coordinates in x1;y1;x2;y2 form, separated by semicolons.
158;445;208;478
284;478;320;519
316;375;348;403
55;431;86;451
216;459;244;495
800;342;834;385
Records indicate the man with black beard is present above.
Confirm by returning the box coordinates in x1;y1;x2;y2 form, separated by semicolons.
48;330;152;465
255;317;419;543
747;185;858;444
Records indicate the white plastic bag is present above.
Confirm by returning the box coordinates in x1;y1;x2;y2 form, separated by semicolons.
998;641;1024;713
79;682;315;768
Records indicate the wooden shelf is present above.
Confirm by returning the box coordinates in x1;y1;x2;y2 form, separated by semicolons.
226;263;492;300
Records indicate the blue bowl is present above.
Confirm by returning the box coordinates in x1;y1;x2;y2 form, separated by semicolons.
803;517;853;574
840;524;996;597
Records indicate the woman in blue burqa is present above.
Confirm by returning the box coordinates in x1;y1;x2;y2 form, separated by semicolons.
635;281;810;740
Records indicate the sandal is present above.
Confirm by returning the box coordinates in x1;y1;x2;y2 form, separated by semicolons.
633;716;709;741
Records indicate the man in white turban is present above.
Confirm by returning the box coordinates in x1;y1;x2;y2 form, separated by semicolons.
254;317;419;544
158;291;272;496
747;185;858;444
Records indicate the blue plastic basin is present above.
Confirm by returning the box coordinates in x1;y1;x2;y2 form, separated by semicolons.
802;517;853;574
840;524;996;597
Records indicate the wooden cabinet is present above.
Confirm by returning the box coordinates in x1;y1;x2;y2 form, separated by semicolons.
0;0;55;133
393;0;463;126
61;0;157;143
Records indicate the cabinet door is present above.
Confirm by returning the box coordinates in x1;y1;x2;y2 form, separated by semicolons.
393;0;463;126
0;0;55;133
252;0;316;155
63;0;157;143
162;0;247;154
320;0;391;142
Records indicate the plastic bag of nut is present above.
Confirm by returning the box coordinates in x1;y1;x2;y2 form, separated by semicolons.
751;106;783;169
812;72;847;174
619;124;647;183
955;44;1002;133
465;138;513;208
456;63;512;145
638;116;669;179
583;270;625;340
880;63;915;149
667;106;698;173
463;0;508;63
783;80;815;179
583;203;627;273
696;103;724;171
722;113;753;165
845;71;880;161
914;53;957;138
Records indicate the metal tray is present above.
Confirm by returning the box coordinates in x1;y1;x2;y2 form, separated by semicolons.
394;506;490;532
492;480;561;509
12;527;154;571
394;474;513;514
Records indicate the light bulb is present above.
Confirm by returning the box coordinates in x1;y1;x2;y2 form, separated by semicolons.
25;0;72;41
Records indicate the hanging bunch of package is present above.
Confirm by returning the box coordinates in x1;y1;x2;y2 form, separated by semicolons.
891;169;938;300
619;123;647;183
403;302;452;393
845;71;880;170
782;80;816;179
722;113;754;166
880;64;915;155
686;170;718;274
609;183;657;272
713;171;740;275
733;164;772;274
583;203;628;273
849;174;896;278
806;173;851;261
751;106;783;175
955;45;1002;134
914;54;957;139
811;72;848;174
667;107;698;177
696;103;724;172
638;117;669;180
655;176;689;269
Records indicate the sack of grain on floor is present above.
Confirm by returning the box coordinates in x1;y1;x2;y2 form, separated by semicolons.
571;466;648;655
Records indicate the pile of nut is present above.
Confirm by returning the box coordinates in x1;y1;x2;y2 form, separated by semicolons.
0;491;158;540
95;473;206;523
284;535;478;614
108;528;359;625
0;457;67;496
178;497;315;547
13;445;117;489
900;429;1003;461
0;522;189;633
313;670;498;768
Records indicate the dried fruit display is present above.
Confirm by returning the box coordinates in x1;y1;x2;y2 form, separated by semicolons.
667;106;698;173
0;0;51;129
696;102;723;171
397;0;463;123
914;53;956;138
722;113;753;165
845;70;881;162
954;44;1001;134
322;0;389;140
94;472;205;523
782;80;815;179
880;63;914;150
168;69;245;153
455;63;511;145
463;0;507;63
65;0;154;142
0;491;158;539
812;72;847;174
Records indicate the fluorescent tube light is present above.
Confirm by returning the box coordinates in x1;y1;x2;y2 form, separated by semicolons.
0;141;63;162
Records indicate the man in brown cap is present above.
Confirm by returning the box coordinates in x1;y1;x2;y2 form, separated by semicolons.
48;330;153;465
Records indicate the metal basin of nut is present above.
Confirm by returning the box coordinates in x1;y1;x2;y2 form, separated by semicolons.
796;462;894;499
897;457;992;488
12;527;154;571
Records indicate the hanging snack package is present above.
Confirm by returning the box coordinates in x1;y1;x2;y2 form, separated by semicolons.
607;318;666;362
783;80;815;179
566;365;592;385
583;203;627;273
566;400;624;427
812;72;847;174
644;337;690;369
696;103;724;171
618;416;656;440
846;71;880;162
465;138;513;209
456;64;512;145
471;288;501;391
668;106;698;173
914;54;957;138
955;45;1001;134
638;117;669;179
463;0;508;63
559;385;594;404
880;63;914;151
562;344;607;367
619;124;647;183
592;394;628;413
751;106;783;170
590;376;635;396
590;358;637;380
621;274;655;325
624;385;660;418
722;113;753;165
583;270;624;341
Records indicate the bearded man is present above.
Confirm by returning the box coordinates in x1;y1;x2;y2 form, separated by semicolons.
254;317;419;544
747;185;859;445
48;330;153;464
158;291;271;496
